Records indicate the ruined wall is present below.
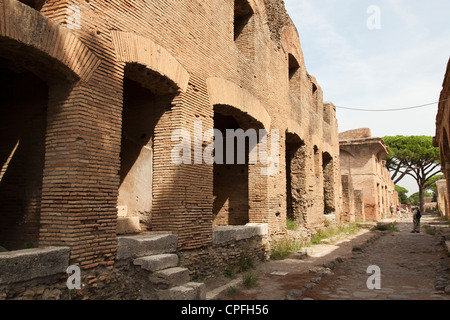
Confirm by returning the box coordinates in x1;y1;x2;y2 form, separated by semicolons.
0;0;341;269
339;131;398;222
341;175;355;222
436;180;448;218
434;58;450;219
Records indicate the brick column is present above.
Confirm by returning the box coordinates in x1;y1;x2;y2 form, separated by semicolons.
39;78;122;267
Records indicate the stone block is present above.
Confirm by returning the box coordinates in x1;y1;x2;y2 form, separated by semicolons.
213;223;268;245
185;282;206;300
212;227;237;246
117;232;178;260
0;247;70;285
149;267;191;289
157;285;197;300
134;254;179;272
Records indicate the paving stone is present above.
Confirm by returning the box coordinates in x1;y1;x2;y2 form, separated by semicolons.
353;291;378;299
387;294;409;300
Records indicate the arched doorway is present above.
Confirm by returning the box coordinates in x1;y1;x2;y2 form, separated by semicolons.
117;64;180;234
285;132;307;225
212;105;263;226
0;57;48;250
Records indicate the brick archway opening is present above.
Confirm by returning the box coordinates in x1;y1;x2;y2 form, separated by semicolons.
117;64;178;235
213;112;250;226
212;105;264;227
0;57;48;251
322;152;336;216
286;133;306;225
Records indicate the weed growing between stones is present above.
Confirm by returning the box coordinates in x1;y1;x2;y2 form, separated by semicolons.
242;272;259;289
270;237;303;260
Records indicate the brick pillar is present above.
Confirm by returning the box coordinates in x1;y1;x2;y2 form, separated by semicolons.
39;78;122;267
152;75;214;250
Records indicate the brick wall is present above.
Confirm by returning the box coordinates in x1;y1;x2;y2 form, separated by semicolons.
1;0;342;267
340;135;398;222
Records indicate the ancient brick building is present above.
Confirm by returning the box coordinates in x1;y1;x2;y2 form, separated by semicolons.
434;58;450;219
0;0;342;298
339;128;398;222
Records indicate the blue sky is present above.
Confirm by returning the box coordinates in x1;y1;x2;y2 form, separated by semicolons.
284;0;450;195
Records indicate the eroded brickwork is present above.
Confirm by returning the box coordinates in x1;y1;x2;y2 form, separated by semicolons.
434;58;450;219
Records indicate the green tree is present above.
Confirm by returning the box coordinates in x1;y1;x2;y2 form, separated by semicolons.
409;191;433;206
425;174;445;194
384;136;441;213
395;185;409;204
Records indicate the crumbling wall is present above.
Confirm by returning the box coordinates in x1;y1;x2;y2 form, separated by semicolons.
263;0;291;45
341;175;355;222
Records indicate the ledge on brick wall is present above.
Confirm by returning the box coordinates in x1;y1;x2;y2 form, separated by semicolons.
212;223;268;246
0;247;70;285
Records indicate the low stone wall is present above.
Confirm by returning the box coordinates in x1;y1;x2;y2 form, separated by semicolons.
0;260;143;300
0;247;70;285
1;224;270;300
179;224;269;279
0;247;70;300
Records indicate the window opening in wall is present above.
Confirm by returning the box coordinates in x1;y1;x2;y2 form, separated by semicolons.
312;82;318;95
234;0;255;60
0;57;48;251
288;54;301;94
314;145;320;177
312;82;319;112
17;0;45;10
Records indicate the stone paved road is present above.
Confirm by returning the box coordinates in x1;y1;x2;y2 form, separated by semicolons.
223;213;450;301
302;213;450;300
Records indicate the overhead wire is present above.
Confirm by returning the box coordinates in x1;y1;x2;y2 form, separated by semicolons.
335;98;450;112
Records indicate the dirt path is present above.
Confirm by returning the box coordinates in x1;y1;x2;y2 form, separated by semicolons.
223;213;450;300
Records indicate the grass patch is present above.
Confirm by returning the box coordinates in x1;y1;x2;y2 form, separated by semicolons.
224;266;234;279
287;218;298;231
270;237;303;261
226;286;238;296
238;257;254;273
242;272;259;289
372;222;399;232
309;223;362;245
423;224;436;235
270;223;362;260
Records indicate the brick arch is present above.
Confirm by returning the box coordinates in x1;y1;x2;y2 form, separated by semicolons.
110;31;190;93
206;77;271;130
281;23;304;72
0;0;101;82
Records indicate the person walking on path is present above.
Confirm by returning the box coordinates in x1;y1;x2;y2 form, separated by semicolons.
397;205;402;218
411;206;422;233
